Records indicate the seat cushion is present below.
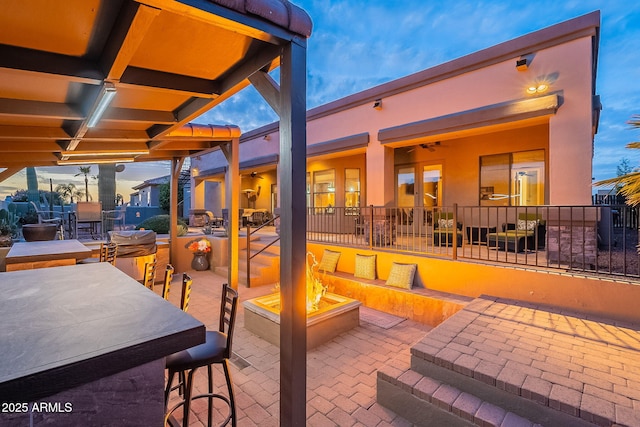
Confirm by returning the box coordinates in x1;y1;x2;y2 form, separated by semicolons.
165;331;227;371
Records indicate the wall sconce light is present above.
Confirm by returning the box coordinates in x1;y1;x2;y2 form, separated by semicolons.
373;99;382;110
263;134;271;141
516;58;528;71
526;83;549;94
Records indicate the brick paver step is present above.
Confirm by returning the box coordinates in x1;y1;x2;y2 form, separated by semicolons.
400;297;640;427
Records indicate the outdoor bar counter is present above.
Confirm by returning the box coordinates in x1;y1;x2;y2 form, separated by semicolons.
0;262;204;426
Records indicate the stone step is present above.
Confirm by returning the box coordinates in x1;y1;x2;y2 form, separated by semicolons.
404;297;640;427
377;353;592;427
214;265;277;287
246;236;280;256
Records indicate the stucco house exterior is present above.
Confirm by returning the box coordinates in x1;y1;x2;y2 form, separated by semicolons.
190;12;600;222
130;176;169;207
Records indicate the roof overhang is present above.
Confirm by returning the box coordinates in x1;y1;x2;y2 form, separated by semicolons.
378;94;560;146
0;0;311;168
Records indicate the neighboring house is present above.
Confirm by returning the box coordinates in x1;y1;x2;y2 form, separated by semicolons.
191;12;601;218
131;176;169;207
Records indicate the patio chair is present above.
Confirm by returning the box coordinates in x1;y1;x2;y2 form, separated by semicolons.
29;202;66;239
101;208;126;237
165;282;238;427
76;201;102;239
487;213;546;252
433;212;463;247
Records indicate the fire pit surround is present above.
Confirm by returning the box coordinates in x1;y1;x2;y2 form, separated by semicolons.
243;253;361;349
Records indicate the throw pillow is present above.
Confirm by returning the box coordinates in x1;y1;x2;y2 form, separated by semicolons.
438;218;454;229
354;254;376;280
385;262;417;289
318;249;340;273
517;219;537;231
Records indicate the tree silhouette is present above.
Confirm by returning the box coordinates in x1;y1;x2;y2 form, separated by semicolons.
75;166;92;202
55;183;84;204
595;115;640;205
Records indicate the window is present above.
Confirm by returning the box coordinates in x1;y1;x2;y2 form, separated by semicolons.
480;150;544;206
313;169;335;212
345;169;360;215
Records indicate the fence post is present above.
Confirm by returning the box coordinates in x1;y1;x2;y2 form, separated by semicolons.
369;205;374;250
452;203;458;260
246;224;251;288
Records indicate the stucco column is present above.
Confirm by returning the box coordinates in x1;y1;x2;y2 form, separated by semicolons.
365;140;395;206
548;114;593;205
190;174;204;211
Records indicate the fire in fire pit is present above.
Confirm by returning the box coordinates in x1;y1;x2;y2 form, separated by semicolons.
243;252;361;349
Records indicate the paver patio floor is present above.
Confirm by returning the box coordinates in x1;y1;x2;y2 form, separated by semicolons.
162;269;429;426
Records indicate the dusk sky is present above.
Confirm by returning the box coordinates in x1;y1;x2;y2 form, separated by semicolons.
2;1;638;201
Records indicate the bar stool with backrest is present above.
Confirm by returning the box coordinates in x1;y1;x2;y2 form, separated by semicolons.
164;282;238;427
162;264;175;300
78;242;117;265
139;254;157;290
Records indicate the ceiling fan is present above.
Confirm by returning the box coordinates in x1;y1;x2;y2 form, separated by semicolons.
407;141;441;153
242;171;264;179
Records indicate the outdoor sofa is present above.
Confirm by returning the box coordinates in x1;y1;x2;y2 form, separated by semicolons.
487;213;546;252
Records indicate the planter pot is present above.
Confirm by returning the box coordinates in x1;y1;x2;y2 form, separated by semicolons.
22;223;58;241
191;252;209;271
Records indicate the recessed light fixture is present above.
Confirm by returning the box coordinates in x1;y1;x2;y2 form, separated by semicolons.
87;83;117;128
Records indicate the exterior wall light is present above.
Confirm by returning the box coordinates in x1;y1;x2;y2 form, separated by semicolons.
526;83;549;94
373;99;382;110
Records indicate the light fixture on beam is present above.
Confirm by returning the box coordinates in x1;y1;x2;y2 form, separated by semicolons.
60;150;150;157
87;83;117;128
57;158;135;166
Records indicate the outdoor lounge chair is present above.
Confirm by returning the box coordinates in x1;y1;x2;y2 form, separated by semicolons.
487;213;546;252
433;212;462;247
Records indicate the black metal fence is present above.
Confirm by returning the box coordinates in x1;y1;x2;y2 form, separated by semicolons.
306;204;640;279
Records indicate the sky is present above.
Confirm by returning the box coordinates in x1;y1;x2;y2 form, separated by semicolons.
2;0;639;201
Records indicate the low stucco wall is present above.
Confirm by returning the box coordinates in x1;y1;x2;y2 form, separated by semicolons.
164;234;228;274
307;242;640;325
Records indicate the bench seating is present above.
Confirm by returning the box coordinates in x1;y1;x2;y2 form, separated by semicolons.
324;271;472;327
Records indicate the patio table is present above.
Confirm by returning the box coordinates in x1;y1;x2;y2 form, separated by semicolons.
0;262;204;425
5;239;92;271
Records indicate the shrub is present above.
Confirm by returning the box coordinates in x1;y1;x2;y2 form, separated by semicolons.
135;215;188;236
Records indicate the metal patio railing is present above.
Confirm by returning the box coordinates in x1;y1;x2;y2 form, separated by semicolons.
305;204;640;279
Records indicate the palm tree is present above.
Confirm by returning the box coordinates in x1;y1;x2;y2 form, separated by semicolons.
594;115;640;205
55;183;84;204
75;166;92;202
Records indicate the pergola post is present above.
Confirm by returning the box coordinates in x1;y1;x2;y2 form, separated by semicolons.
169;157;184;265
278;38;308;427
222;138;240;290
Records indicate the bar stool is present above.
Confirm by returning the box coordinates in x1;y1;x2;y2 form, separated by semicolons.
78;242;117;265
164;283;238;427
161;264;175;300
139;254;157;290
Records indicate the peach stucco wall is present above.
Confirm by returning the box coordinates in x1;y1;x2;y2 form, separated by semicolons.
191;23;596;210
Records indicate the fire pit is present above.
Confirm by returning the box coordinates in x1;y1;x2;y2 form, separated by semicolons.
243;252;361;349
243;292;361;349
